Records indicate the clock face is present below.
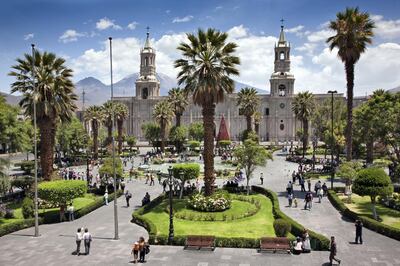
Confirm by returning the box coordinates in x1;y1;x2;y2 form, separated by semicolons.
280;103;285;109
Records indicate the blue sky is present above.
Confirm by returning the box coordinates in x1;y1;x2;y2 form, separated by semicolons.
1;0;400;95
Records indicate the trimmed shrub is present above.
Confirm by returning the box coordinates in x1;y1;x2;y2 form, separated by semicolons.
0;218;43;237
187;193;231;212
22;197;35;219
38;180;87;207
187;140;200;150
172;163;200;180
218;140;232;148
99;157;124;178
353;168;393;201
273;218;291;237
15;160;35;174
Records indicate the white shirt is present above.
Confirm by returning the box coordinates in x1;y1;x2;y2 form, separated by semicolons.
83;232;92;241
76;232;82;241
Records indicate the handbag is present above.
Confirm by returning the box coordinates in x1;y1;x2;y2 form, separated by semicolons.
145;245;150;254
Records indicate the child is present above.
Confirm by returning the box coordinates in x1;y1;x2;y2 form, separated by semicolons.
131;241;140;263
293;197;298;208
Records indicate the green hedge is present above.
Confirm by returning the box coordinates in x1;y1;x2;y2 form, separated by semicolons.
172;163;200;180
252;186;330;250
328;189;400;241
0;218;43;237
38;180;87;206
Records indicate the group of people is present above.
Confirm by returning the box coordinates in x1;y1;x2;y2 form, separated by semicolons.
293;229;312;254
75;227;92;256
131;237;150;263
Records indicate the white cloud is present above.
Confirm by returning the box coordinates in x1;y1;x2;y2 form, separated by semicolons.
59;29;85;43
96;17;122;30
285;25;304;33
307;29;334;42
215;6;223;11
227;25;248;39
69;25;400;96
127;21;139;30
24;33;34;40
372;14;400;39
172;15;193;23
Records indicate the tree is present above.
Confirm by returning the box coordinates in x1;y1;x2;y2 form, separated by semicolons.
153;100;174;152
56;116;87;157
85;105;104;160
327;7;375;161
188;122;204;141
292;91;315;158
99;157;124;181
126;135;137;153
172;163;200;198
175;28;240;196
353;168;393;220
114;102;128;154
102;101;114;146
9;50;77;180
169;126;188;152
141;122;161;148
253;111;262;135
234;139;272;195
168;87;188;127
237;87;260;132
0;158;10;196
337;161;362;200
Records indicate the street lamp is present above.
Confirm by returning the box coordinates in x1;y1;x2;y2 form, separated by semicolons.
312;134;318;171
31;44;39;237
167;166;174;245
328;90;337;189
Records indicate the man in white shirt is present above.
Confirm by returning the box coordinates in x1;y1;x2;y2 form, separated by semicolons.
76;228;83;255
83;228;92;255
67;203;74;221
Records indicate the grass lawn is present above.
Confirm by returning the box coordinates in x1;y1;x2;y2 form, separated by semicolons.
339;194;400;229
0;193;100;225
142;193;276;238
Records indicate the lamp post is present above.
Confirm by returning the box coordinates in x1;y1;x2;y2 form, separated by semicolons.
167;166;174;245
328;90;337;189
109;37;119;240
31;44;39;237
312;134;318;171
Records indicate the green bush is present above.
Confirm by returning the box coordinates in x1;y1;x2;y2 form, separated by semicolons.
353;168;393;200
22;197;35;219
99;157;124;178
38;180;87;207
172;163;200;180
273;218;291;237
328;190;400;241
252;186;330;250
4;209;15;219
218;140;232;147
11;176;35;191
15;160;35;174
187;140;200;150
0;218;43;237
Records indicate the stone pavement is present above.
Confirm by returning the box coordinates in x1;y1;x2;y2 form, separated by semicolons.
0;150;399;266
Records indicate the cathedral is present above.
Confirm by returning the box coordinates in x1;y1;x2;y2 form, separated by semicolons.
113;26;345;142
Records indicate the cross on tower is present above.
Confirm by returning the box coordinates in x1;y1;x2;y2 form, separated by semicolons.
146;26;150;37
280;18;285;29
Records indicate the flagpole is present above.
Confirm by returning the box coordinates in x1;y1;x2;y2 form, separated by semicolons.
109;37;119;240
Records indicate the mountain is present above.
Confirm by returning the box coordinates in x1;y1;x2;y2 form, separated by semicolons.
0;92;23;106
74;73;268;107
388;86;400;93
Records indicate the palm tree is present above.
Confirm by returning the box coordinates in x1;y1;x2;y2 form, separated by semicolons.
292;91;315;158
237;87;259;132
102;100;114;146
327;7;375;161
153;100;174;152
9;51;77;180
85;105;103;160
168;87;188;127
175;28;240;196
253;111;262;135
114;102;129;154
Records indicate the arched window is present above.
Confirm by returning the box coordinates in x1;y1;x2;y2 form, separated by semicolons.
142;88;148;99
278;84;286;97
279;51;285;60
280;123;285;131
144;57;148;66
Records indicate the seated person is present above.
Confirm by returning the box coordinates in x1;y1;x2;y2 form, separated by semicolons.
293;237;303;255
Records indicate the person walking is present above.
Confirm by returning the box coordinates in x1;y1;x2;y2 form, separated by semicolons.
318;187;323;203
149;174;155;186
83;228;92;255
125;190;132;207
260;173;264;185
131;240;140;263
329;236;341;265
75;228;83;256
67;203;75;221
302;229;311;253
138;236;147;263
304;192;312;210
307;179;312;192
121;179;126;192
286;181;293;194
104;191;109;205
300;177;306;192
288;193;293;207
355;220;363;244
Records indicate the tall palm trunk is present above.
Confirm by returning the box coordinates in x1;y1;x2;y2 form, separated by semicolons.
160;121;166;152
246;115;252;132
117;119;123;154
366;138;374;164
92;121;99;160
302;119;309;158
176;113;181;127
255;123;259;135
38;117;56;181
203;103;216;196
345;61;354;161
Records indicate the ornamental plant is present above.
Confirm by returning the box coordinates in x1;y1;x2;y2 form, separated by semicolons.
38;180;86;208
187;192;231;212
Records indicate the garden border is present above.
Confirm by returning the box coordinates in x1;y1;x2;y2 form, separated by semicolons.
327;189;400;241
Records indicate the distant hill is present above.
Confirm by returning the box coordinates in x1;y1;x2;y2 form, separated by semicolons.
0;92;22;106
388;86;400;93
75;73;268;107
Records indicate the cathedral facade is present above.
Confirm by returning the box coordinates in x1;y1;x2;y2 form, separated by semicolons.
113;27;344;142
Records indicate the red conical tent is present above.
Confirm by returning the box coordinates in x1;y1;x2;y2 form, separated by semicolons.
217;115;230;141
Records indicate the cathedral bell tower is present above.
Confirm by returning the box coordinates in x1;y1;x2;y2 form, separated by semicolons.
135;27;160;99
270;24;295;97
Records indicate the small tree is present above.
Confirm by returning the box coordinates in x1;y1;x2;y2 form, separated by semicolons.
234;139;272;194
126;135;137;153
172;163;200;198
337;161;362;201
141;122;160;149
188;122;204;141
169;126;188;153
38;180;86;221
353;168;393;220
99;157;124;185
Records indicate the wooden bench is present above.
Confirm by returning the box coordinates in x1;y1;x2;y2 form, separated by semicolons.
259;237;291;254
184;235;215;251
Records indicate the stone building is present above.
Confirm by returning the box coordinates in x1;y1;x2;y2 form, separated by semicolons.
114;26;348;142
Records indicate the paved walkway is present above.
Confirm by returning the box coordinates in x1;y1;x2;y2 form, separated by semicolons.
0;151;399;265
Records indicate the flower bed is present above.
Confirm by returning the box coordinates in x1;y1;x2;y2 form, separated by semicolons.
187;193;231;212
